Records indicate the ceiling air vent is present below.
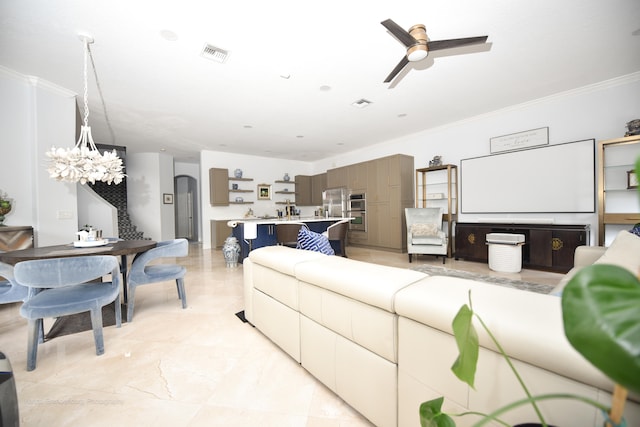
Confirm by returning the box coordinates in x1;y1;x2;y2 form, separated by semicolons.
200;44;229;63
351;99;372;109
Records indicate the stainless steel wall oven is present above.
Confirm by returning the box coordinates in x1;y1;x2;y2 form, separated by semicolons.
347;193;366;232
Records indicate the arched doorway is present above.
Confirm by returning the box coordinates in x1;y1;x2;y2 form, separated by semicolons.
174;175;199;241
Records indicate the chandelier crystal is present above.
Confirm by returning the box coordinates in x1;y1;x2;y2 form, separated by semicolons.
46;34;125;185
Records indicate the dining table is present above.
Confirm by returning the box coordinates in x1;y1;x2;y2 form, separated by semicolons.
0;239;157;303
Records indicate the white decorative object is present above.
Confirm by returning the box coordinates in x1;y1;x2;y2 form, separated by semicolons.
490;127;549;154
45;34;125;185
234;169;243;178
222;236;241;267
283;173;290;181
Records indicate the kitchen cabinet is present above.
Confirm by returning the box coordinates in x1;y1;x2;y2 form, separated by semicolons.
209;168;229;206
295;173;326;206
295;175;312;206
455;222;589;273
210;168;254;206
311;173;327;206
210;220;232;248
348;162;368;192
597;135;640;245
326;166;348;189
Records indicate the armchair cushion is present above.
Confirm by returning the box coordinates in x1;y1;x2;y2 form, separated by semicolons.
409;223;440;237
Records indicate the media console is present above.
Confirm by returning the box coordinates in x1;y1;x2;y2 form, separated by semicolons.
455;222;590;273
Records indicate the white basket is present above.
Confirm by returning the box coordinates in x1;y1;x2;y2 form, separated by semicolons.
486;233;525;273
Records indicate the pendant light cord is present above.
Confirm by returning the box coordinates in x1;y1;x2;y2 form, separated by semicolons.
86;41;117;145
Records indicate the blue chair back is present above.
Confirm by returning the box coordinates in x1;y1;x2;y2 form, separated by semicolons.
129;239;188;283
0;261;29;304
14;256;120;289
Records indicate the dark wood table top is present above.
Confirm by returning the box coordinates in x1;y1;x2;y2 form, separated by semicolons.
0;240;157;265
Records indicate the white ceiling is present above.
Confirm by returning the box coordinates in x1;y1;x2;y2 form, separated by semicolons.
1;0;639;162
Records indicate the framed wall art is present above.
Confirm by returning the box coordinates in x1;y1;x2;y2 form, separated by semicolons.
163;193;174;204
257;184;271;200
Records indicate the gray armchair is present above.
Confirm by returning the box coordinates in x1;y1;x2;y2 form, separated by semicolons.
405;207;448;263
15;255;122;371
127;239;188;322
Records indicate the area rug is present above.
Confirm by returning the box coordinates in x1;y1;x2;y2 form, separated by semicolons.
410;265;556;295
45;302;123;340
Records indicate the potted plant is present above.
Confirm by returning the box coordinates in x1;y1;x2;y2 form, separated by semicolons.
420;157;640;427
0;189;12;226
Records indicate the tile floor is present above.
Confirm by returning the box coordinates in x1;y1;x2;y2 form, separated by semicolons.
0;244;564;426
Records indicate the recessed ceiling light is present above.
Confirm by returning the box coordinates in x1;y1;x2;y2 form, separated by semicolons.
243;125;253;129
160;29;178;41
296;135;304;138
351;99;372;108
280;73;291;79
319;85;331;92
397;113;407;118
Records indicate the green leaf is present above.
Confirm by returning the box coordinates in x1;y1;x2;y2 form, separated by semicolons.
562;264;640;395
419;397;457;427
451;304;479;388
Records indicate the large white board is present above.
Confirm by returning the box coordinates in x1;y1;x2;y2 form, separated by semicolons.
460;139;595;213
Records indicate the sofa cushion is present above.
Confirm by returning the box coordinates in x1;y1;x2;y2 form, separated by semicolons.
248;245;326;276
593;230;640;275
295;256;427;311
552;230;640;295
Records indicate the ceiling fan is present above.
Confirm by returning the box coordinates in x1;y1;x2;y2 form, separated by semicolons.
381;19;488;83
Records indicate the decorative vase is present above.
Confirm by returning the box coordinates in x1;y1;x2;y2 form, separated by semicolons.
222;236;241;268
0;199;12;226
283;173;290;182
234;169;243;178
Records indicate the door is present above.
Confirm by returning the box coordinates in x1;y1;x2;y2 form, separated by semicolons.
175;175;198;241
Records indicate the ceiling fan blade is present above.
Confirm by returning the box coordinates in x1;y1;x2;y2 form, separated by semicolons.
381;19;416;47
384;56;410;83
427;36;488;52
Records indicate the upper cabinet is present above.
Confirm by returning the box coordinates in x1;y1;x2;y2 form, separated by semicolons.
598;135;640;245
209;168;254;206
295;173;327;206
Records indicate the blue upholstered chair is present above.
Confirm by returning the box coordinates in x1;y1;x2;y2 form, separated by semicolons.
14;255;122;371
126;239;188;322
0;261;29;304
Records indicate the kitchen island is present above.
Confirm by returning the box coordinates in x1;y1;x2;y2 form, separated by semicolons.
228;217;349;262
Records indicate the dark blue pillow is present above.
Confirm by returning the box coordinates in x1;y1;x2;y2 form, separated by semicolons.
296;227;335;255
631;223;640;238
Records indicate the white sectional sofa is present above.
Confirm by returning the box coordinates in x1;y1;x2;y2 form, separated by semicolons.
243;243;640;427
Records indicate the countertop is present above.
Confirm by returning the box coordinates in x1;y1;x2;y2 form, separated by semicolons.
227;217;350;226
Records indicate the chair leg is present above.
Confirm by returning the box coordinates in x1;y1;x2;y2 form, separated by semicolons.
408;253;412;263
127;285;136;323
114;294;122;328
26;319;40;371
90;309;105;356
176;278;187;309
442;256;446;264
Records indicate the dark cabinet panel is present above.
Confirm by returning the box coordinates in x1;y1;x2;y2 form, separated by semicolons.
455;223;589;273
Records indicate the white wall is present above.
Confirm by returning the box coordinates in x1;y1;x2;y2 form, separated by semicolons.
127;152;177;241
0;67;79;246
199;151;313;248
312;72;640;244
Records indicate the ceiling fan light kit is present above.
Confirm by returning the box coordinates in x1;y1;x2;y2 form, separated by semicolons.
381;19;488;82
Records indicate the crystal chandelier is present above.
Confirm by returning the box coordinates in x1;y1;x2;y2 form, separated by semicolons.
46;34;125;185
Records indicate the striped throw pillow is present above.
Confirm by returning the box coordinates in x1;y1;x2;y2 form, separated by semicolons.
296;227;335;255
